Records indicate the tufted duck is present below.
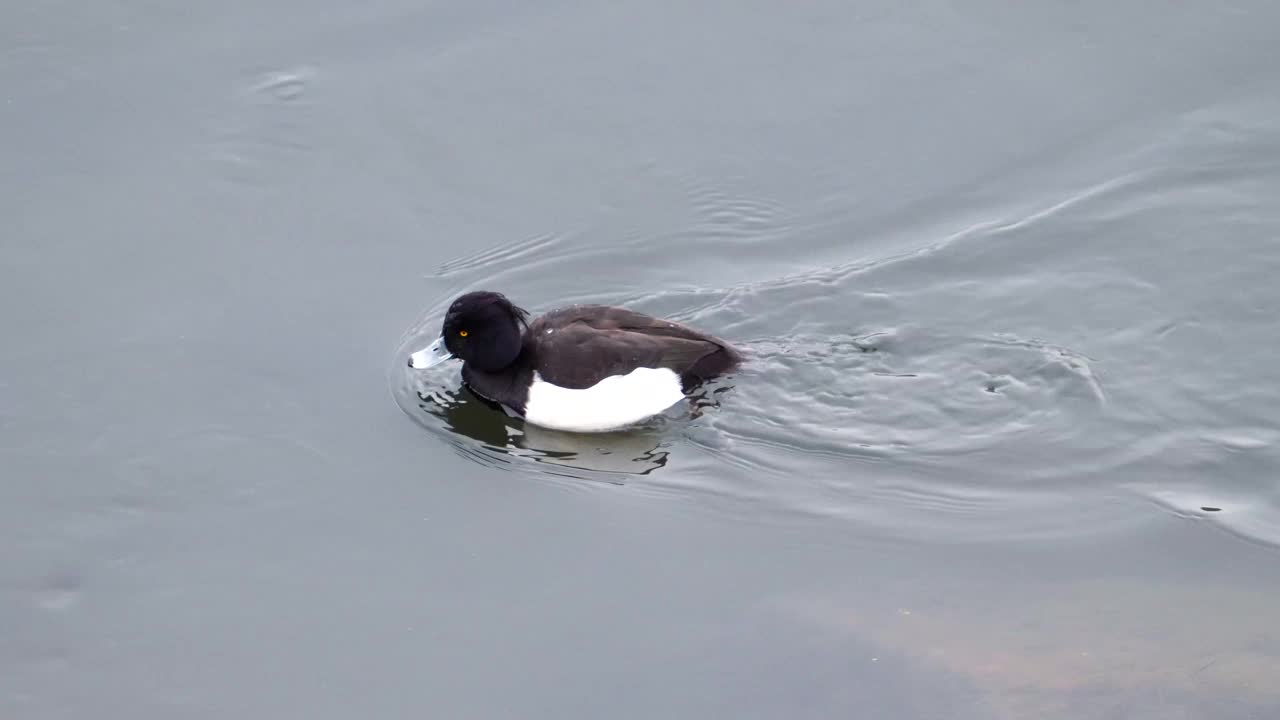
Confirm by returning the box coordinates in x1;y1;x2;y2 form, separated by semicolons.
408;291;740;432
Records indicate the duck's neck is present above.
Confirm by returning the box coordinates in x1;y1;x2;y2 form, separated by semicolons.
462;360;533;415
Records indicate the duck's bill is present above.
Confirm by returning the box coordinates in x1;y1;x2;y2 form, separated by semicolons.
407;337;452;369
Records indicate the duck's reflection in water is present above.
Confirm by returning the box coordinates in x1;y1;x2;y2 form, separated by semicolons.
416;385;672;479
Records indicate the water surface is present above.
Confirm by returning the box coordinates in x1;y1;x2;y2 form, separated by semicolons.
4;1;1280;718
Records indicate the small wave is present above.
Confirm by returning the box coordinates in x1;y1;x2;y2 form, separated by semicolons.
392;124;1280;546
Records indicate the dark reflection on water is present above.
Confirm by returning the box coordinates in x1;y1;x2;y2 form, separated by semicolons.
399;363;741;480
428;385;668;479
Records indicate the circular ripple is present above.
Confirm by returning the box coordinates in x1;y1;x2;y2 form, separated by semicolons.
708;328;1104;465
391;264;1115;542
392;147;1280;545
395;364;678;481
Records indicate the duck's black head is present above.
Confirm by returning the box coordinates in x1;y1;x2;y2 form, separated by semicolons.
436;291;529;372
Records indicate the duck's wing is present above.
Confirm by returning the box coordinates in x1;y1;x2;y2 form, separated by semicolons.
530;306;739;390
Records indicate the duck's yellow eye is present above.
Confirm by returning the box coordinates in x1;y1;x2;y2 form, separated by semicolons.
459;330;468;337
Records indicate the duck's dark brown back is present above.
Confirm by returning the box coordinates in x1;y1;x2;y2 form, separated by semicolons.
528;305;740;390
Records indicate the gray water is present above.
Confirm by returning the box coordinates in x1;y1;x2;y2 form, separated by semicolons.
5;1;1280;718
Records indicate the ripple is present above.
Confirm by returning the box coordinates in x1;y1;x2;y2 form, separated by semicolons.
392;120;1280;546
34;573;81;612
390;225;1119;541
395;368;681;481
204;66;317;188
703;328;1105;466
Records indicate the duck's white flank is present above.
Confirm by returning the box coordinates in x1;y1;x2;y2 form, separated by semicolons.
523;367;684;433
